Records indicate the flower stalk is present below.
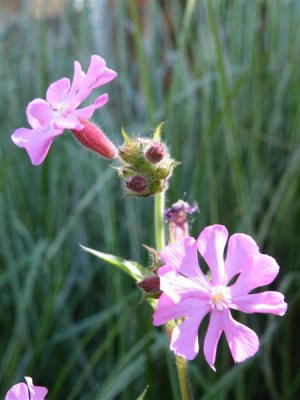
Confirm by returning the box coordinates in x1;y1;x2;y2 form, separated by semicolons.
154;191;193;400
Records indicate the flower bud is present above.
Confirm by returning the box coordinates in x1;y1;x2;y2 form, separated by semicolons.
125;175;148;194
145;142;165;163
137;275;160;293
71;118;117;159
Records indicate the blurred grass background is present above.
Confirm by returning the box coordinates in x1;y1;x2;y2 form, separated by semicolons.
0;0;300;399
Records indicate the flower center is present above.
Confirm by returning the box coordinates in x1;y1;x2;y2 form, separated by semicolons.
56;102;67;113
209;285;231;311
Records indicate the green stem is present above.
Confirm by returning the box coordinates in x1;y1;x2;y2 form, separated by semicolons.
154;190;165;252
175;356;193;400
154;191;193;400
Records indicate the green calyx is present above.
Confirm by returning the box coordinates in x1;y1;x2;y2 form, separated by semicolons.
118;123;178;197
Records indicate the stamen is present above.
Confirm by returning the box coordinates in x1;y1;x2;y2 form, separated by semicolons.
209;285;231;311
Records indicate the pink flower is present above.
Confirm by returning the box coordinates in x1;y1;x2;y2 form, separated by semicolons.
153;224;287;370
12;55;117;165
5;376;48;400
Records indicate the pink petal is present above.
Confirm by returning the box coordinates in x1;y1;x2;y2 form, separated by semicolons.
160;237;209;288
153;293;209;326
197;225;228;285
85;55;106;86
46;77;71;107
158;265;209;303
26;99;53;129
12;125;63;165
73;104;95;120
203;310;223;371
224;233;259;284
94;67;117;87
230;254;280;297
231;291;287;316
170;310;208;360
222;309;259;363
93;94;109;109
5;383;29;400
67;60;84;100
52;114;81;130
25;377;48;400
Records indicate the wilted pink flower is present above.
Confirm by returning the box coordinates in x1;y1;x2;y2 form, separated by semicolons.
5;376;47;400
12;55;117;165
165;200;199;241
153;224;287;370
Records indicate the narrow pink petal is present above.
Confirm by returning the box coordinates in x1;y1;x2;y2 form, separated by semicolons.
203;310;223;371
26;99;53;129
73;105;95;119
231;291;287;316
170;310;208;360
5;383;29;400
46;77;71;107
12;125;63;165
94;67;117;87
158;265;209;303
197;225;228;285
230;254;280;297
222;309;259;363
93;94;109;109
67;60;84;100
153;293;209;325
160;237;209;288
224;233;259;284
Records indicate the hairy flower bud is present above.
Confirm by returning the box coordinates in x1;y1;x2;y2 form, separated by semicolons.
137;275;160;293
117;123;178;197
145;142;165;163
71;118;117;159
125;175;148;194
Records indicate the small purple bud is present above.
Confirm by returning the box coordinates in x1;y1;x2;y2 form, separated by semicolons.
137;276;160;293
145;142;165;163
125;175;148;194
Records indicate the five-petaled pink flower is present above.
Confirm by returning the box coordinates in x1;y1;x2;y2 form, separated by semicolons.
12;55;117;165
5;376;47;400
153;224;287;370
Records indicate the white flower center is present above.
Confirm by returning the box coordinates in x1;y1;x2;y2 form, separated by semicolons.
209;285;231;311
56;102;67;113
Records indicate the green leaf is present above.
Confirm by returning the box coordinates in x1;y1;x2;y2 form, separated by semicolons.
153;121;165;142
121;125;132;145
80;244;144;281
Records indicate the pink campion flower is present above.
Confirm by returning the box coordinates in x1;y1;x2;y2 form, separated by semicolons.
153;224;287;370
5;376;48;400
11;55;117;165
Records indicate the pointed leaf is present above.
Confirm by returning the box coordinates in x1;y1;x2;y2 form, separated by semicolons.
80;244;144;281
121;126;132;145
153;121;165;142
137;385;149;400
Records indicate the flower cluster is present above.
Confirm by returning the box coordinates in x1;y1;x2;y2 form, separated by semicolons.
153;224;287;370
5;377;47;400
12;55;117;165
118;123;178;197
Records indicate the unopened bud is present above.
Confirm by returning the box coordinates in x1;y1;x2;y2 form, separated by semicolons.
145;142;165;163
71;118;117;159
137;275;160;293
125;175;148;194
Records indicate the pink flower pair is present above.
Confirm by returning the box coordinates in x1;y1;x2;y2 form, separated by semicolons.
12;55;117;165
5;377;47;400
153;224;287;370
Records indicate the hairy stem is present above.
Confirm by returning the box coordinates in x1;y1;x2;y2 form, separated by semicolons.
154;191;193;400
